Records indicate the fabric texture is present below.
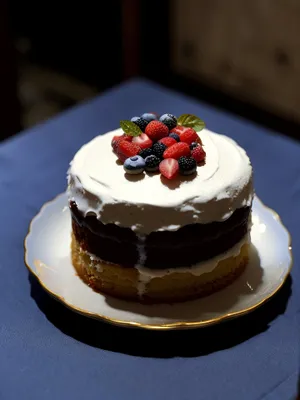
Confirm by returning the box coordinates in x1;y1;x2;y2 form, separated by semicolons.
0;78;299;400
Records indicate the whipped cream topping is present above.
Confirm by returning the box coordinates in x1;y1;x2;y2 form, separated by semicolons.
67;128;253;234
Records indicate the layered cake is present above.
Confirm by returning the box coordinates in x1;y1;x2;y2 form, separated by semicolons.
67;112;253;302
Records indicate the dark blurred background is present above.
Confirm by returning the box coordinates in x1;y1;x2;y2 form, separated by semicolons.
2;0;300;141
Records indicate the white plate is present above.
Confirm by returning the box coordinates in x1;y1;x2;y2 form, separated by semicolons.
24;193;292;330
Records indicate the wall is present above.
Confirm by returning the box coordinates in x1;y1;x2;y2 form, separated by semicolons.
172;0;300;122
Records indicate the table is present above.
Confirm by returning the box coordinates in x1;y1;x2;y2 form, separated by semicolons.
0;79;299;400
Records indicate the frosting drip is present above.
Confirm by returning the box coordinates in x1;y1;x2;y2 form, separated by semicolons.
135;233;250;296
79;231;250;297
68;128;253;234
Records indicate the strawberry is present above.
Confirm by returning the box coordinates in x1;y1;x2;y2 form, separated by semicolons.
112;134;132;152
132;133;153;149
159;137;177;147
117;141;141;162
170;126;185;135
191;145;206;163
179;128;199;145
171;126;202;145
145;121;169;141
163;142;190;160
159;158;179;180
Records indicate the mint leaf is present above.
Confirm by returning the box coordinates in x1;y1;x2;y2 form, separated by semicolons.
177;114;205;132
120;120;142;137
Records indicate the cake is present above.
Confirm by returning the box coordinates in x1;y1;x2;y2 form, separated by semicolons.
67;113;253;303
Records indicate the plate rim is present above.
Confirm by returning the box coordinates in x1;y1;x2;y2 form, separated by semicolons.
24;193;293;330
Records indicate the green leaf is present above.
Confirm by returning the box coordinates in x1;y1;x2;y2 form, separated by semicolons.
120;120;142;137
177;114;205;132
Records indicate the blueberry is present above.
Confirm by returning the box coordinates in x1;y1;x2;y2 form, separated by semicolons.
190;142;199;150
145;155;160;172
124;156;145;174
139;147;153;159
159;113;177;130
131;116;148;132
178;156;197;175
169;133;180;142
141;113;158;123
152;142;167;159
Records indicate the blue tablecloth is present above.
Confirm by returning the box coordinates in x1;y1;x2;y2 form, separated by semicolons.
0;79;299;400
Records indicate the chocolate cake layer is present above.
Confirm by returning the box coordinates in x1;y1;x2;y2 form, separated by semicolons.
70;201;250;269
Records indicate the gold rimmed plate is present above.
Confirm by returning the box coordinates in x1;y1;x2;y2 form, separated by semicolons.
24;193;292;330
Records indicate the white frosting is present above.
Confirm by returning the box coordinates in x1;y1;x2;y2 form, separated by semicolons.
136;234;147;267
67;128;253;234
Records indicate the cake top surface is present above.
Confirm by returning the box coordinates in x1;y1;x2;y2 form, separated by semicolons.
68;127;253;234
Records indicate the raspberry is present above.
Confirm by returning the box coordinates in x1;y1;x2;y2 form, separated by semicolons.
179;128;199;145
145;121;169;141
111;134;132;152
159;158;179;180
191;145;206;163
178;156;197;175
163;142;190;160
117;141;141;162
132;133;153;149
159;137;177;147
152;142;167;159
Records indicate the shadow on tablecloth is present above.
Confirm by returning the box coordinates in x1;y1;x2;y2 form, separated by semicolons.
28;273;292;358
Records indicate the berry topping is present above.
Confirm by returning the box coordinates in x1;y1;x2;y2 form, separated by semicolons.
159;113;177;130
131;116;148;131
152;142;167;159
178;156;197;175
171;126;202;144
169;133;180;142
179;127;199;145
191;145;206;163
139;147;153;159
190;142;199;150
117;141;141;162
163;142;190;160
111;134;132;152
112;135;121;147
170;125;185;135
141;113;158;123
145;155;161;172
132;133;153;149
123;156;145;174
159;137;177;147
145;121;169;141
159;158;179;180
115;112;206;181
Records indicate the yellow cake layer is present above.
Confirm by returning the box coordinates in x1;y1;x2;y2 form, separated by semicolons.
71;233;248;303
